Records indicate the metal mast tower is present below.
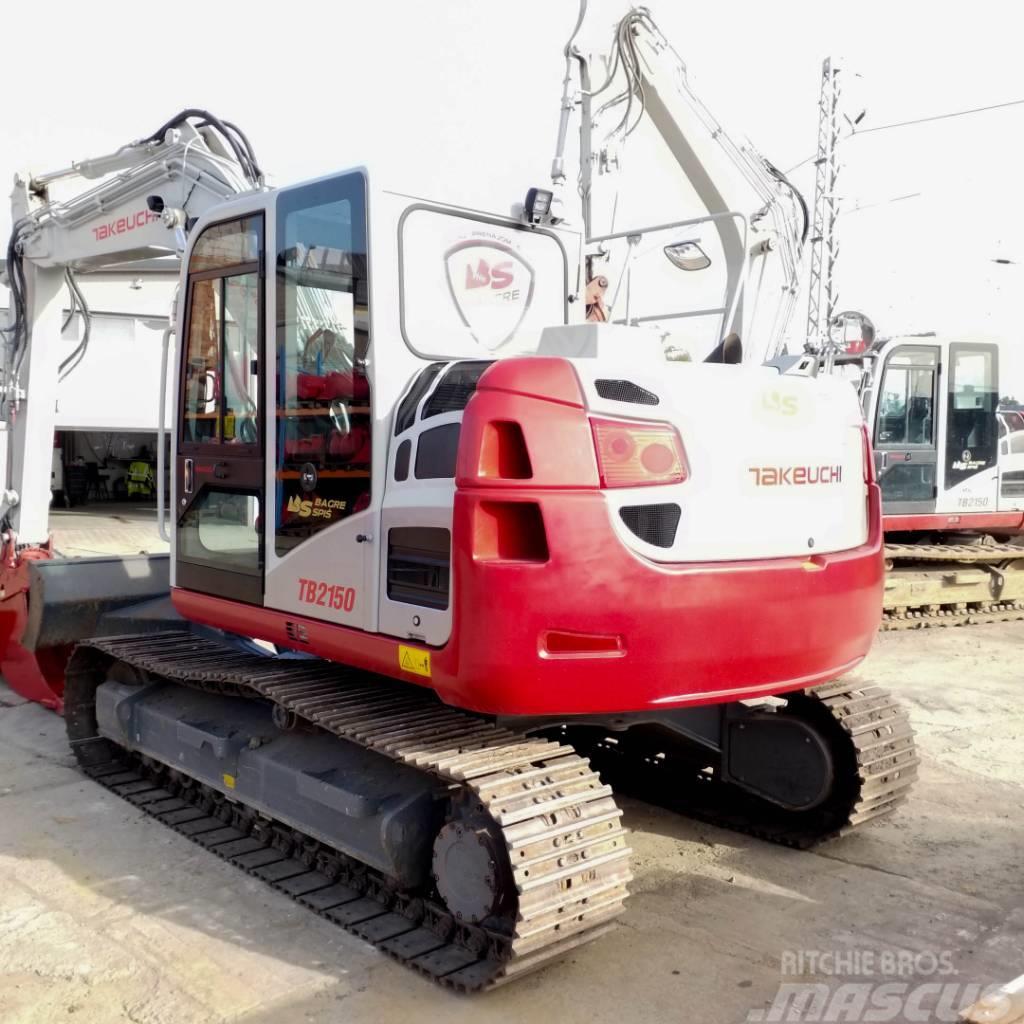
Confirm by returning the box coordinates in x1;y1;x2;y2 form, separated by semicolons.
806;57;842;361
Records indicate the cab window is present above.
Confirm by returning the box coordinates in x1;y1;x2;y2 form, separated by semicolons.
275;173;371;557
875;348;936;447
945;345;998;488
181;216;263;450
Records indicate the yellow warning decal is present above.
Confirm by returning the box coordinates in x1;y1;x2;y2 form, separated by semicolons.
399;645;432;678
223;773;237;789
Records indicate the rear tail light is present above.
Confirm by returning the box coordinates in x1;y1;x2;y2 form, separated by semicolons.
590;417;688;488
861;423;876;485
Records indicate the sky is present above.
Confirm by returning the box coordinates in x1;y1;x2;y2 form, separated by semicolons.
4;0;1024;355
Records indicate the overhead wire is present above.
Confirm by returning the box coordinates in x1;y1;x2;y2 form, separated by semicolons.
786;96;1024;173
855;96;1024;134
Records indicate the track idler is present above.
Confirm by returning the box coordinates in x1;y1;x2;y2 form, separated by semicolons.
724;709;838;813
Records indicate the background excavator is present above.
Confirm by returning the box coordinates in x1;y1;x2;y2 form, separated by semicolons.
0;4;916;989
829;325;1024;629
802;290;1024;631
797;58;1024;629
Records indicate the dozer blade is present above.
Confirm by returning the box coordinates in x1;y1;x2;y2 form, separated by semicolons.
0;553;174;709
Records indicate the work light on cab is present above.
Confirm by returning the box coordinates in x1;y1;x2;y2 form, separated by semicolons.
590;417;689;488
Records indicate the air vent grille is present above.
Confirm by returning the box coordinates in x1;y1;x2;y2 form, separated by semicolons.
395;363;445;435
1001;470;1024;497
422;361;493;418
595;379;659;406
387;527;451;609
619;503;681;548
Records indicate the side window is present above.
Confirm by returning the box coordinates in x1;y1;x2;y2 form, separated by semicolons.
276;174;371;557
946;345;998;488
875;349;936;447
182;216;263;450
184;278;222;443
178;491;262;578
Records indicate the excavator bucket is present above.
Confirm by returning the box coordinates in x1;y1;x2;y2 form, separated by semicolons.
0;553;173;711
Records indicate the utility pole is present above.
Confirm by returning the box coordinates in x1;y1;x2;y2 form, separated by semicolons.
806;57;842;367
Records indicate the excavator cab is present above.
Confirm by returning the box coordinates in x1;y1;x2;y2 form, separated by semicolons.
858;336;1024;625
866;338;1001;523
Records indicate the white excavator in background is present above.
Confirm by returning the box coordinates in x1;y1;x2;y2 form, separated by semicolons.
0;112;263;702
0;5;915;989
827;315;1024;628
795;55;1024;628
2;110;260;548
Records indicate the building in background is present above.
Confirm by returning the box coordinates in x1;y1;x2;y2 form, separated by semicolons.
1;257;177;506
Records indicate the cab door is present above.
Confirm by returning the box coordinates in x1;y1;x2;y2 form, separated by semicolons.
939;343;1000;513
262;172;375;631
872;345;940;515
175;214;266;604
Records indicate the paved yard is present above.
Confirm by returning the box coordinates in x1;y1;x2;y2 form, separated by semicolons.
1;624;1021;1023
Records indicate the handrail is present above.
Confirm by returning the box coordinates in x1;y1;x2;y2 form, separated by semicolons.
588;210;749;340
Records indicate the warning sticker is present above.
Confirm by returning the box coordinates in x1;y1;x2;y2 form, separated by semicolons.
398;645;432;678
223;773;237;789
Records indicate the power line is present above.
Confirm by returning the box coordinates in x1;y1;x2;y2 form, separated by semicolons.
855;96;1024;134
785;96;1024;173
847;191;922;213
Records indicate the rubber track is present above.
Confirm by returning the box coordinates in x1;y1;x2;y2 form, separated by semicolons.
884;542;1024;563
808;678;919;835
587;680;918;849
881;601;1024;631
64;633;632;992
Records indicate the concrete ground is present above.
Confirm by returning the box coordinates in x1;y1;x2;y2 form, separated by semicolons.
1;624;1022;1024
49;503;167;558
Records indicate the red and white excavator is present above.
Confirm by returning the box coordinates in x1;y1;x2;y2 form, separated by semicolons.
0;5;915;989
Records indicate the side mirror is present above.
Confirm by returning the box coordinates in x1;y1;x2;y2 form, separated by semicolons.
663;240;711;272
704;333;743;365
